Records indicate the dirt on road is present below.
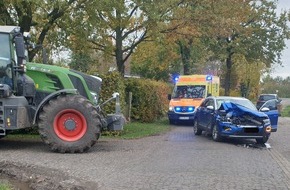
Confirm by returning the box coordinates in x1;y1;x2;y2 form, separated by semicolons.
0;161;99;190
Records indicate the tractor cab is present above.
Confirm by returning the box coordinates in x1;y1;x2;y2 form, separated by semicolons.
0;26;35;101
0;28;13;89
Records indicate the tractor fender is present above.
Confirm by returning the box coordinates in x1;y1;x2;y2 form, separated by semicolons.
33;89;78;125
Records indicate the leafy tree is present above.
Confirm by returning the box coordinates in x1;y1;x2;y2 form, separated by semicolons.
232;55;265;99
0;0;88;61
67;0;183;76
130;36;180;81
150;0;289;95
260;75;290;98
200;0;290;95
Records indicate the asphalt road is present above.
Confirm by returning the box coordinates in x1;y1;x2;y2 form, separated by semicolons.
1;99;290;190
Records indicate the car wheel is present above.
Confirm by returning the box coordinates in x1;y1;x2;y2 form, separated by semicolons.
193;120;202;135
256;136;269;144
212;124;222;142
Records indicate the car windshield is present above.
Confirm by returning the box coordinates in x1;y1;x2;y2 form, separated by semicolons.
259;95;276;101
172;85;206;98
216;98;257;111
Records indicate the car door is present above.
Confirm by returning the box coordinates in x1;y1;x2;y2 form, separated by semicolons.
203;98;215;131
259;99;279;132
196;99;209;128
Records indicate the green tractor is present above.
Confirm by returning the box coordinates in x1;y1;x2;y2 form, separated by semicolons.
0;26;124;153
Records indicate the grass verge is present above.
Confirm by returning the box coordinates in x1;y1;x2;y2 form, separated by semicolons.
5;134;40;141
0;183;12;190
102;117;172;139
5;118;172;140
281;105;290;117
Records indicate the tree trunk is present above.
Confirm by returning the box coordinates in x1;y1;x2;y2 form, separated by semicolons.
115;33;124;75
115;9;125;76
224;54;233;96
178;40;192;75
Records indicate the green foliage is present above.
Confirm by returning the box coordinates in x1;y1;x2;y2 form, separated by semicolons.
260;75;290;98
102;117;171;139
281;106;290;117
9;118;172;140
67;0;179;75
131;38;180;81
69;52;92;73
118;117;171;139
0;183;11;190
125;78;171;122
10;127;39;135
99;72;126;114
0;0;88;61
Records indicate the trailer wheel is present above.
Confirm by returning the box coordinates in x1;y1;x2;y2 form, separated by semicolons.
38;94;101;153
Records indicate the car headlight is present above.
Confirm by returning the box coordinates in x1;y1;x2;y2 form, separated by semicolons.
263;119;270;126
169;106;174;111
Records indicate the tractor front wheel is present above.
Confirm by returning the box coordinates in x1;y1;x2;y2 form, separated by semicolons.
38;95;101;153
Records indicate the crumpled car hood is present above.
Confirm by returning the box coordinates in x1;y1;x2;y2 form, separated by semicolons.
219;102;266;118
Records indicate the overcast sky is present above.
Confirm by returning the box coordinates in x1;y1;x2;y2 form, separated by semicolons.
272;0;290;78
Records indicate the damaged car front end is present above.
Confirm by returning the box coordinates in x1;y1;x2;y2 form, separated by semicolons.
194;96;278;144
216;102;271;143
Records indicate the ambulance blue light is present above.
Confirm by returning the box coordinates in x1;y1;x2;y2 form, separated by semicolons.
175;107;181;112
206;75;212;81
188;107;194;112
174;76;179;82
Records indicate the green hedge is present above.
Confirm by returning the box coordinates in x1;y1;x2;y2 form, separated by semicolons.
99;71;126;114
125;78;171;123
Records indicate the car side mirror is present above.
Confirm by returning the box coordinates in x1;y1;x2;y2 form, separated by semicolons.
260;107;270;112
206;105;214;110
168;94;172;100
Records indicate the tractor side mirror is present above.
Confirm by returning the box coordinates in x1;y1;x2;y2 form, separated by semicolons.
15;36;25;60
14;35;26;73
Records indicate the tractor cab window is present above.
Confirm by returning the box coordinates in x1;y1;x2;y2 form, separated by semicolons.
0;33;10;60
0;33;12;88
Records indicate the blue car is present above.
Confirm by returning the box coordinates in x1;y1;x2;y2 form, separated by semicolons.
193;96;279;144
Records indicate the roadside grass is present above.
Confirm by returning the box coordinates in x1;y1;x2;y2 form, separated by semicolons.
102;117;172;139
0;183;12;190
281;105;290;117
5;134;40;140
5;118;172;140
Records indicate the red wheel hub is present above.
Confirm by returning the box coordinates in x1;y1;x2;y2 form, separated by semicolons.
53;109;87;141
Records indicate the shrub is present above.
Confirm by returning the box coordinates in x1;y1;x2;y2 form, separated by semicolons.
99;71;126;114
125;78;171;122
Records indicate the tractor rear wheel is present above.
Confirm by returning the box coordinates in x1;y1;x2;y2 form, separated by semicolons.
38;94;101;153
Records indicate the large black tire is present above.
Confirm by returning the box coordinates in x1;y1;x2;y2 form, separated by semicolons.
193;120;202;135
212;124;222;142
256;136;269;144
38;94;101;153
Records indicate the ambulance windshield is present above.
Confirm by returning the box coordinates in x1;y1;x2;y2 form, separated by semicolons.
172;85;206;99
